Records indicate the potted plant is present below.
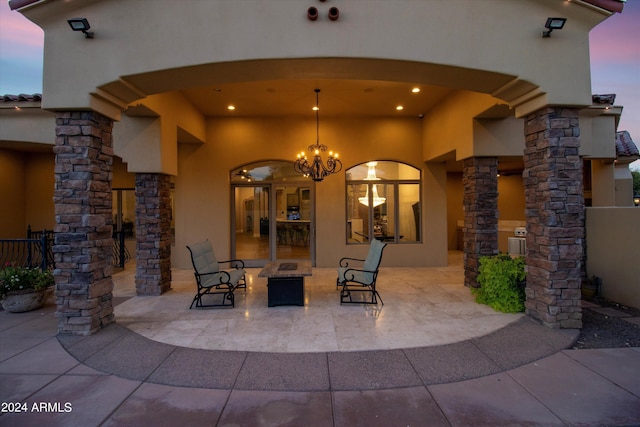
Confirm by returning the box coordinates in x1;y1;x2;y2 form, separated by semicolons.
471;254;526;313
0;264;54;313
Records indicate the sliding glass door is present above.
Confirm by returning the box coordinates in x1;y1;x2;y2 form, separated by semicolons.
275;184;312;260
231;161;314;267
233;186;270;262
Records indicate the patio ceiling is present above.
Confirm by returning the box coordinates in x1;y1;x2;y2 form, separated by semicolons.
180;79;454;118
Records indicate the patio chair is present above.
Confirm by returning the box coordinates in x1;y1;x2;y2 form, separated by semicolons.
337;238;387;305
186;240;246;308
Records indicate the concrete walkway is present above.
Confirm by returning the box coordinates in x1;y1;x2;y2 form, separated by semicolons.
1;302;639;426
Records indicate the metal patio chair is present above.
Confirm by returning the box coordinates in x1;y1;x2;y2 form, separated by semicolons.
186;240;246;308
337;238;387;305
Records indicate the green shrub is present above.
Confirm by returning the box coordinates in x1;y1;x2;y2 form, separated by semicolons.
0;264;54;297
471;254;526;313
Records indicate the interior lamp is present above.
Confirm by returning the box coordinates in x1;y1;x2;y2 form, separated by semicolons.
358;162;386;207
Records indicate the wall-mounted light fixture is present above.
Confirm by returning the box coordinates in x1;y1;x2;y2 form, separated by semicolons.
542;17;566;38
67;18;94;38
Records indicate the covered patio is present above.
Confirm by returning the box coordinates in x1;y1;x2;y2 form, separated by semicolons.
112;252;523;353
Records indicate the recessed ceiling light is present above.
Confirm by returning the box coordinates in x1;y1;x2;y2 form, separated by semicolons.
411;87;421;93
227;105;236;111
396;105;404;111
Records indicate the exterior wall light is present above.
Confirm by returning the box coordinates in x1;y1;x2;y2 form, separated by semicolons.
542;17;566;38
67;18;94;38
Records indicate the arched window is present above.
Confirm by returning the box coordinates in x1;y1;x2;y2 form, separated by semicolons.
346;161;421;244
231;160;310;183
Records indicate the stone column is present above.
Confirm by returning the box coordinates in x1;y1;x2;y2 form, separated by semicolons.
463;157;499;288
135;173;172;295
54;111;115;335
523;107;583;328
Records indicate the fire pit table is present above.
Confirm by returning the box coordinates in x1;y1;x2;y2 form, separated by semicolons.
258;261;312;307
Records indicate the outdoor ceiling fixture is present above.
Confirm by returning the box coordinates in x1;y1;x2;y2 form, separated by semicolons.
542;17;566;38
358;162;386;207
294;89;342;182
67;18;94;38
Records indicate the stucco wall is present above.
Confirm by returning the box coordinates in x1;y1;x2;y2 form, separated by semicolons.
0;108;54;145
172;115;447;269
24;153;54;230
586;207;640;309
18;0;607;118
0;149;26;238
0;149;134;239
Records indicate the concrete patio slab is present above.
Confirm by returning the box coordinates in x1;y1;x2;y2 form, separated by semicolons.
0;374;140;427
148;347;247;389
219;389;333;427
0;373;58;402
333;386;450;426
101;382;229;427
564;348;640;397
234;352;330;391
508;351;640;426
0;337;79;375
471;317;577;370
82;330;175;381
403;340;502;384
327;349;422;391
429;372;565;426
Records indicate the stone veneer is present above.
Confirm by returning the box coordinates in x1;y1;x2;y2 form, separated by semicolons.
523;107;583;329
135;173;172;295
462;157;499;288
53;111;115;335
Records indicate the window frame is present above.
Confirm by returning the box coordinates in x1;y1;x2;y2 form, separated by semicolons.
345;161;421;245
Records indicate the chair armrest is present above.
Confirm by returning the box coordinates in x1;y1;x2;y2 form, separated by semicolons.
342;267;377;284
218;259;245;269
198;270;232;286
339;257;365;268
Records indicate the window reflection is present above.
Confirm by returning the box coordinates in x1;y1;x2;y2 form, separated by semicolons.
346;161;420;244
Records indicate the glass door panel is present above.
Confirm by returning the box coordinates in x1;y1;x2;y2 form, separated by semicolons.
234;186;270;263
275;185;311;260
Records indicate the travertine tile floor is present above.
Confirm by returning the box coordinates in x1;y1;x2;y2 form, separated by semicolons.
113;252;522;352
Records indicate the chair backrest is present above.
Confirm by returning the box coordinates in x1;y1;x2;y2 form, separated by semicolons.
363;238;386;272
187;240;220;274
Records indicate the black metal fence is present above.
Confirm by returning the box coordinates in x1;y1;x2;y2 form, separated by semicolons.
0;233;52;270
0;227;131;271
112;230;132;268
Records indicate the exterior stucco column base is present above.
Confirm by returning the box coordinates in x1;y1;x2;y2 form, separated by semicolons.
463;157;499;288
135;173;172;295
53;111;115;336
523;107;584;329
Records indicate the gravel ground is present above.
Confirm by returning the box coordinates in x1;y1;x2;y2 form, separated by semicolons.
573;296;640;349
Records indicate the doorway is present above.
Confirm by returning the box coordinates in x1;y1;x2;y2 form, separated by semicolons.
231;161;314;267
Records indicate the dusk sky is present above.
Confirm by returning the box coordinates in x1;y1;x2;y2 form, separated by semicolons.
1;1;638;168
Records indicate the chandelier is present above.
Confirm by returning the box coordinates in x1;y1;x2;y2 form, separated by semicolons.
294;89;342;182
358;162;386;207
